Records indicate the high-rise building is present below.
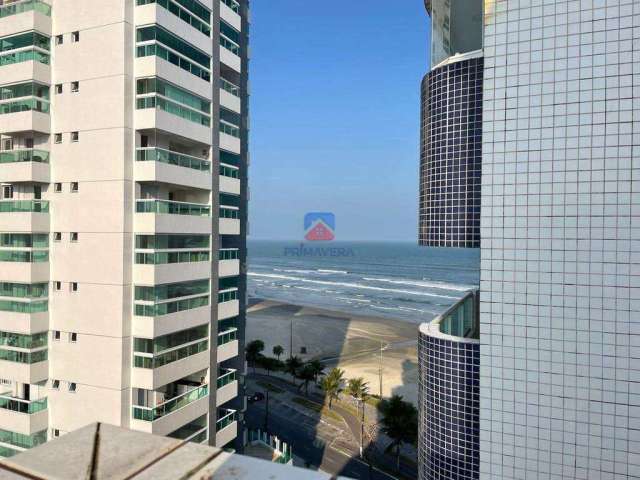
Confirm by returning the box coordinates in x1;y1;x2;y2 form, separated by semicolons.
420;1;640;479
0;0;248;456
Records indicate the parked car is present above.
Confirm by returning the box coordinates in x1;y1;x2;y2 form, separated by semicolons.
247;392;265;403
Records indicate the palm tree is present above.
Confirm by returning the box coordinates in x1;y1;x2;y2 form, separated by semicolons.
245;340;265;372
272;345;284;360
284;356;303;384
320;368;344;409
308;359;326;384
377;395;418;471
346;377;369;457
259;356;282;377
297;364;316;396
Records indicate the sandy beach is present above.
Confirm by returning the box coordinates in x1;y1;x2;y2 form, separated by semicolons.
246;298;421;405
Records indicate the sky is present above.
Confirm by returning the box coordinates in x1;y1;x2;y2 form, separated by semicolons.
248;0;430;242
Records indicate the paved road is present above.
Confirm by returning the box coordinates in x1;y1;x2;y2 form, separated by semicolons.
251;373;418;478
246;401;397;480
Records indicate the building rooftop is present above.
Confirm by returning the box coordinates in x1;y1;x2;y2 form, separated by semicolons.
0;423;347;480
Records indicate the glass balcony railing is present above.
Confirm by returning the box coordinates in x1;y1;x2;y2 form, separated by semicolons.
0;149;49;164
0;428;46;450
0;0;51;17
219;35;239;56
220;0;239;13
134;295;209;317
136;250;209;265
0;394;47;415
136;148;210;172
216;368;236;388
132;384;208;422
136;0;211;37
219;121;239;138
0;97;50;115
0;348;47;364
219;207;239;219
133;339;208;369
136;199;210;217
0;250;48;262
219;164;239;179
0;49;49;66
218;249;239;261
0;200;49;213
136;96;210;126
217;328;237;346
219;78;239;97
218;289;238;303
0;300;47;314
216;409;236;431
438;290;479;339
136;42;210;82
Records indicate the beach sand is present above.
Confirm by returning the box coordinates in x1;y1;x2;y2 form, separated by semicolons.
246;299;422;405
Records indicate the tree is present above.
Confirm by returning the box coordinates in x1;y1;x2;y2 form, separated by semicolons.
284;356;303;384
272;345;284;360
346;377;370;458
308;359;326;384
377;395;418;471
297;364;316;396
257;356;282;376
320;368;344;409
245;340;265;372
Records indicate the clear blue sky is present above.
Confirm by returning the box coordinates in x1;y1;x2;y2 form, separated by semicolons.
248;1;430;241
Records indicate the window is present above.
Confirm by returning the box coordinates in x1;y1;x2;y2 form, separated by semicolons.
70;332;77;342
54;183;62;192
70;232;78;242
70;182;78;192
52;380;60;390
71;31;79;42
54;133;62;144
71;282;78;292
68;382;77;392
2;185;13;199
1;138;12;150
53;232;62;242
53;330;60;341
71;132;79;142
52;429;60;438
71;81;79;93
55;84;63;94
55;35;63;45
54;281;62;291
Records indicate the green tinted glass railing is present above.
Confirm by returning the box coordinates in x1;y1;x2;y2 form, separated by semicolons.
0;250;48;263
218;249;239;260
0;49;49;66
216;369;236;388
0;82;49;100
135;279;209;302
136;44;209;82
0;149;49;164
0;0;51;18
218;289;238;303
133;339;208;369
0;331;47;349
136;148;210;172
0;31;49;52
136;234;209;250
219;164;239;178
0;300;47;314
219;121;239;138
132;384;208;421
0;349;47;364
0;445;18;458
137;78;210;113
0;395;47;414
0;97;49;115
219;78;239;97
136;0;210;36
219;207;239;219
137;26;209;67
135;295;209;317
216;409;236;431
0;200;49;213
217;328;237;346
136;96;210;126
219;35;239;55
220;0;239;13
438;292;478;339
136;199;210;216
136;250;209;265
134;325;208;354
0;282;48;298
0;234;48;248
0;428;46;449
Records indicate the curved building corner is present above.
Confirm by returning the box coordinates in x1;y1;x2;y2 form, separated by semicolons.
418;291;480;480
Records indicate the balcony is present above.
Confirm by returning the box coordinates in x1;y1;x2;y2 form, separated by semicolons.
215;408;237;447
0;98;50;134
134;199;212;235
0;394;47;435
217;296;238;321
133;304;210;339
220;0;241;31
216;368;237;407
131;384;209;437
135;97;211;146
0;350;47;384
219;207;240;235
219;78;240;113
219;172;240;196
0;200;49;232
218;258;239;278
219;41;240;73
134;253;211;285
217;328;238;363
0;149;49;183
219;123;240;154
135;147;211;190
0;1;51;38
0;254;48;283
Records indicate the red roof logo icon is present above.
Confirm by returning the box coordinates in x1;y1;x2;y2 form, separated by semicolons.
305;220;335;241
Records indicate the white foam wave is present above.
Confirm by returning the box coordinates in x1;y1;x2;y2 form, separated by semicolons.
362;277;475;292
317;269;348;274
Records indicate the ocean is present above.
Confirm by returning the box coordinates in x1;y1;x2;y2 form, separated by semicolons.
247;240;480;325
